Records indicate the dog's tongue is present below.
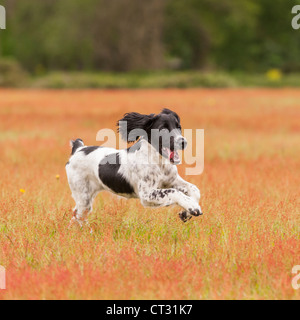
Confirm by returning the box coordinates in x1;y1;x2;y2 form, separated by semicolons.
169;151;175;161
163;147;179;163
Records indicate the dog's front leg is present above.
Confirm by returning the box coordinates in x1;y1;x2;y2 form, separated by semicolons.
170;176;202;222
138;183;201;220
171;176;201;203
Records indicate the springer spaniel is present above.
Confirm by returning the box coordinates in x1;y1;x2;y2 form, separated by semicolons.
66;108;202;227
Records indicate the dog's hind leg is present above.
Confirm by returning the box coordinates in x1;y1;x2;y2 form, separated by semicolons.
68;206;78;227
68;178;100;229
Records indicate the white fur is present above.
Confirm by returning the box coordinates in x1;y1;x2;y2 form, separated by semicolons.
66;139;201;227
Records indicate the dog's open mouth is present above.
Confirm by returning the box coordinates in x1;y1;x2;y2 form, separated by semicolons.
162;147;180;164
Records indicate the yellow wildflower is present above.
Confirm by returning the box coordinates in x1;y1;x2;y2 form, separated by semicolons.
266;69;282;81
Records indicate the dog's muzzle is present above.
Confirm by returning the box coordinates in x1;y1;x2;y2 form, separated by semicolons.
162;136;187;164
176;136;187;150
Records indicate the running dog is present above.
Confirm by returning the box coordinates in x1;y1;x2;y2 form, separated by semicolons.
66;108;202;226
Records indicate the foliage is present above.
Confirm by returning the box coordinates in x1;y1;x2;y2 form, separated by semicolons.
0;58;28;87
0;0;300;73
31;71;237;89
20;71;300;88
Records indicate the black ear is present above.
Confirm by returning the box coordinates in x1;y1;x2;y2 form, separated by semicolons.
117;112;155;142
161;108;180;122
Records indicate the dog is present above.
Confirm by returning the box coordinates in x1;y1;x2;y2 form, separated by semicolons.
66;108;202;227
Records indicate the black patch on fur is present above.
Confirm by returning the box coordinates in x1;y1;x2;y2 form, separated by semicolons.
98;153;135;195
117;109;181;144
161;108;180;123
81;146;101;155
117;112;155;142
71;139;84;155
149;189;175;200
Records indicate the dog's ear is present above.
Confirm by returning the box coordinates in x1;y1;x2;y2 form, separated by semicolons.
117;112;155;142
161;108;180;123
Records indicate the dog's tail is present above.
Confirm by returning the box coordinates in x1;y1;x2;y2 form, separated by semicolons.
70;138;84;155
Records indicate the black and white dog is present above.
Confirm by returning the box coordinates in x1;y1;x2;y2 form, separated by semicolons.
66;108;202;226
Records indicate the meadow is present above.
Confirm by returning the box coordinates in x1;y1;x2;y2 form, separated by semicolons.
0;88;299;299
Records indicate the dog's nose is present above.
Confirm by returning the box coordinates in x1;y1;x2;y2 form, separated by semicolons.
177;137;187;150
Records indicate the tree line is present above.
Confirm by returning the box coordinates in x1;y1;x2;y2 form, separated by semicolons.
1;0;299;73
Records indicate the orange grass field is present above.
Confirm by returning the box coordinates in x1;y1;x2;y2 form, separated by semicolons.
0;89;299;300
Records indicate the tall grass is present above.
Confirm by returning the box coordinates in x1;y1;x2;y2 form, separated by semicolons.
0;89;299;299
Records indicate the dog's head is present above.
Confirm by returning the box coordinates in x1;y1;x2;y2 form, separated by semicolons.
118;108;187;164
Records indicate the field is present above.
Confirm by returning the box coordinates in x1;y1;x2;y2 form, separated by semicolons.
0;88;299;300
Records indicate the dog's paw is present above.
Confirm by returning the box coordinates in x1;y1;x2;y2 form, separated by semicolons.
179;211;192;223
188;208;203;217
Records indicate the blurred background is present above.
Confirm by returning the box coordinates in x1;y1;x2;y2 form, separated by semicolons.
0;1;300;301
0;0;300;88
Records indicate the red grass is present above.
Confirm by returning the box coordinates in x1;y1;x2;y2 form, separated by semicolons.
0;89;299;299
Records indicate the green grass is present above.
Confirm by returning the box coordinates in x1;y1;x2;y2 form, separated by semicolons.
1;57;300;89
28;71;300;89
30;71;236;89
